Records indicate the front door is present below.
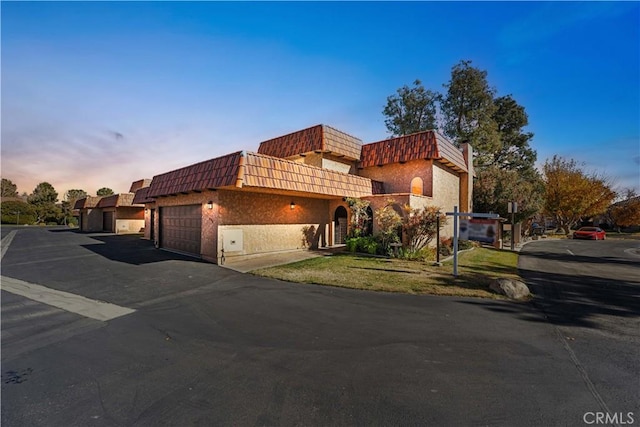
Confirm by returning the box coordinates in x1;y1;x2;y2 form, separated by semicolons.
334;206;348;245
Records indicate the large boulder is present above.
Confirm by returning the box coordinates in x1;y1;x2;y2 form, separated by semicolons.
490;278;531;300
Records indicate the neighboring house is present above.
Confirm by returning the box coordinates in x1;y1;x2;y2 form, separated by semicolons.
74;196;103;232
137;124;473;263
75;181;147;233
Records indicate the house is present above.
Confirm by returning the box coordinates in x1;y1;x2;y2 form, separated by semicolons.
74;180;148;233
137;124;473;263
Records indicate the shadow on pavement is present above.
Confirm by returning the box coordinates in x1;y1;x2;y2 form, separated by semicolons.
80;234;206;265
522;247;639;267
518;267;640;330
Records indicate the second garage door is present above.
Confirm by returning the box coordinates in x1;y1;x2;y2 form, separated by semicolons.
160;205;202;256
103;211;115;232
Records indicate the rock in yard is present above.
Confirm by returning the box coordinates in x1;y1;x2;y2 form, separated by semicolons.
490;278;531;300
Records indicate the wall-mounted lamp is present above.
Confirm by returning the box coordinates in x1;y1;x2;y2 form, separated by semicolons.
206;201;213;209
290;201;296;210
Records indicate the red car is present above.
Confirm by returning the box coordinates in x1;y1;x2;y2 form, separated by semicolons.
573;227;606;240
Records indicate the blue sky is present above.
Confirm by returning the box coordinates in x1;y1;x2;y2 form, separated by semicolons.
2;1;639;198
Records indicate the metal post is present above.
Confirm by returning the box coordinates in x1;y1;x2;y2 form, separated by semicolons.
436;212;441;265
511;210;515;251
453;206;459;278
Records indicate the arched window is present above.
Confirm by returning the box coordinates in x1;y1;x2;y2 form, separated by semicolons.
411;177;423;195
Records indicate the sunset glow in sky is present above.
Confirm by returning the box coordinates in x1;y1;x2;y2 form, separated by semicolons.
2;2;639;197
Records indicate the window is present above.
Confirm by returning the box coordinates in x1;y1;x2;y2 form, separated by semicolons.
410;177;423;195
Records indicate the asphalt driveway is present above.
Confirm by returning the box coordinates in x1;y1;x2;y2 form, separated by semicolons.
1;227;637;426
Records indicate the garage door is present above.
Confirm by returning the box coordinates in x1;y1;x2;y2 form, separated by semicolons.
103;211;114;232
160;205;202;256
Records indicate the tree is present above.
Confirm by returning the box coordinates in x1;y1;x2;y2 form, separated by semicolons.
401;205;446;252
65;189;88;204
0;200;36;224
375;199;403;254
27;182;60;224
490;95;537;172
97;187;115;196
441;60;500;168
59;189;88;226
609;197;640;231
543;156;616;234
345;197;372;237
1;178;18;198
383;79;438;136
473;165;545;232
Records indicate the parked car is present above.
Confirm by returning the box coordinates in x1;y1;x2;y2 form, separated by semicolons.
572;227;606;240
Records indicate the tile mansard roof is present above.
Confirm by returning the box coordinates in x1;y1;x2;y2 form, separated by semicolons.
240;152;373;198
74;196;102;210
129;179;152;193
96;193;142;208
258;124;362;161
147;152;243;198
132;186;155;204
359;130;468;172
147;151;375;198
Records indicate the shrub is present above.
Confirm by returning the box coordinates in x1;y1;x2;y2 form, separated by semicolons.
346;236;379;255
402;205;446;252
398;246;436;262
438;238;475;257
0;200;37;225
375;199;403;253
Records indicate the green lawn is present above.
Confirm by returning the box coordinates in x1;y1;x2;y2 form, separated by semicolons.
252;247;520;299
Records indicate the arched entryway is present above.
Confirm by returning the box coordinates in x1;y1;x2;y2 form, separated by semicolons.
334;206;348;245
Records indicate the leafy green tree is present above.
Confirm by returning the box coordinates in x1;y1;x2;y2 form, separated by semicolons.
543;156;616;234
65;189;88;204
59;189;88;226
27;182;60;224
0;200;36;224
473;166;544;227
441;60;500;168
1;178;18;198
490;95;537;172
97;187;115;196
383;79;439;136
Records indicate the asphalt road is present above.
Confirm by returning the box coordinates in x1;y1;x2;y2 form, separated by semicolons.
1;227;638;426
519;238;640;421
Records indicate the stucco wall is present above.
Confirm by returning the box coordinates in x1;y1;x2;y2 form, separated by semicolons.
142;204;156;240
358;159;434;196
219;223;321;258
115;219;145;234
432;163;461;238
217;190;331;258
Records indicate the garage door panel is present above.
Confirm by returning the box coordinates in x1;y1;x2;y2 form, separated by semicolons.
160;205;202;256
103;211;114;232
